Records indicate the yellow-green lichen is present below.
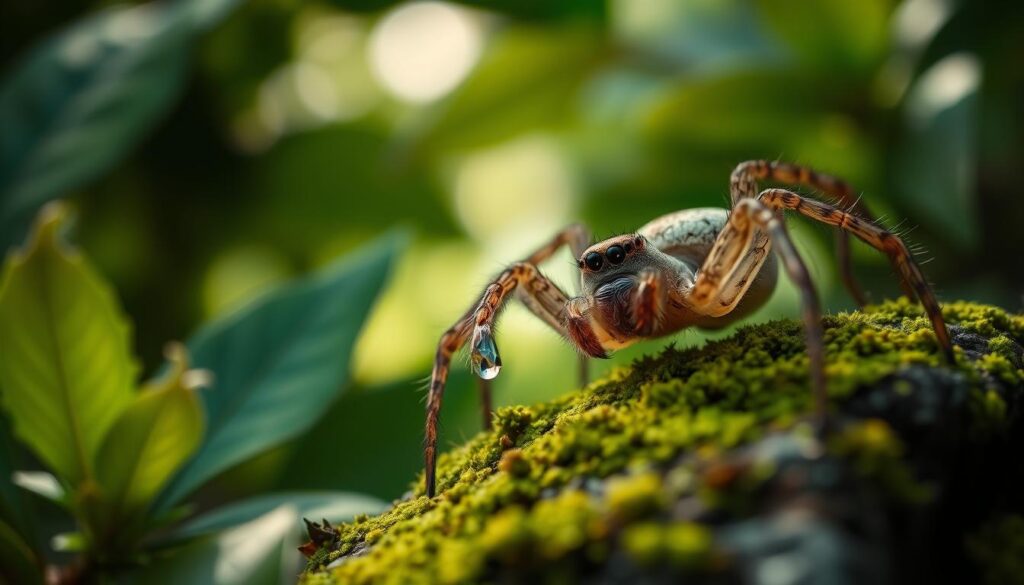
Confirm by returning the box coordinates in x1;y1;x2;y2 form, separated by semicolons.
302;300;1024;585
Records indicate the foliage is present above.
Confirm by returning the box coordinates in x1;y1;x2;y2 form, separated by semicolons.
2;0;1024;582
0;0;241;252
0;204;399;580
302;300;1024;584
0;204;137;488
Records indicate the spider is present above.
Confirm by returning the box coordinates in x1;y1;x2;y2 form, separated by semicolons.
422;160;954;497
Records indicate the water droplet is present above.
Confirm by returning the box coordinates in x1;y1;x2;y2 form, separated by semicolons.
477;362;501;380
471;327;502;380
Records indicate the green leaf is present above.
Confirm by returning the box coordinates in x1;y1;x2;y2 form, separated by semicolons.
0;0;245;253
166;491;384;544
155;233;406;510
0;203;135;486
0;519;42;585
0;4;188;252
126;505;299;585
754;0;893;75
96;344;204;516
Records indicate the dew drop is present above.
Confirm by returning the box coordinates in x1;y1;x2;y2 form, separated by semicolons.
471;327;502;380
477;362;501;380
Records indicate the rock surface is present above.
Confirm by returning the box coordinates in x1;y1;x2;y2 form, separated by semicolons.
301;300;1024;585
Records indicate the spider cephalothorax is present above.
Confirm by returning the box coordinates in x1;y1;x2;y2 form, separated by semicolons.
421;160;954;497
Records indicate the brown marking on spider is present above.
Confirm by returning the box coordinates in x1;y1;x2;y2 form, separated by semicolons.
421;160;955;497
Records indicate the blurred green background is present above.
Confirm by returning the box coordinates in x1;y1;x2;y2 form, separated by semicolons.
3;0;1023;508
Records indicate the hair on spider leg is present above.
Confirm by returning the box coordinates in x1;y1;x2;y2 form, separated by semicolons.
890;221;920;237
842;193;865;215
414;375;434;403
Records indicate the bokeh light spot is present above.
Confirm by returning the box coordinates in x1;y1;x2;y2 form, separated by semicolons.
453;135;577;254
368;2;483;104
243;11;380;149
895;0;952;49
907;53;980;127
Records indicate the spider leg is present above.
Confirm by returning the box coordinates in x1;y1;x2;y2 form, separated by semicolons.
690;199;828;424
526;224;593;386
757;187;954;361
472;225;590;431
566;297;609;360
424;244;597;497
633;269;667;337
730;160;914;305
524;223;590;265
425;316;473;498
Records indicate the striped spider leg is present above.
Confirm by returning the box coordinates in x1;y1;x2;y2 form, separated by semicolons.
730;160;916;305
689;162;954;425
424;225;591;497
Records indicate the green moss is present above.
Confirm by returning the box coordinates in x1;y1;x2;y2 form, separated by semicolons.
302;300;1024;584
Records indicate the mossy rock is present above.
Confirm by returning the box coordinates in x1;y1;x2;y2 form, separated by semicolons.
302;300;1024;585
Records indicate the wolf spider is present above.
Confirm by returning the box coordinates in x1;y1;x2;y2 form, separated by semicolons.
422;160;954;497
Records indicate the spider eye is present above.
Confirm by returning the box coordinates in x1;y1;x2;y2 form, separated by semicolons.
584;252;603;271
606;245;625;264
623;242;633;253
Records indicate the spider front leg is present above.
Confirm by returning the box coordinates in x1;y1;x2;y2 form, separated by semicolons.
474;225;591;430
424;259;599;497
691;200;828;423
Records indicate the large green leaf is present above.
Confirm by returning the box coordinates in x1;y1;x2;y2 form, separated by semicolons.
0;4;188;252
155;233;406;509
166;491;384;544
0;203;135;486
96;344;204;522
0;0;243;253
